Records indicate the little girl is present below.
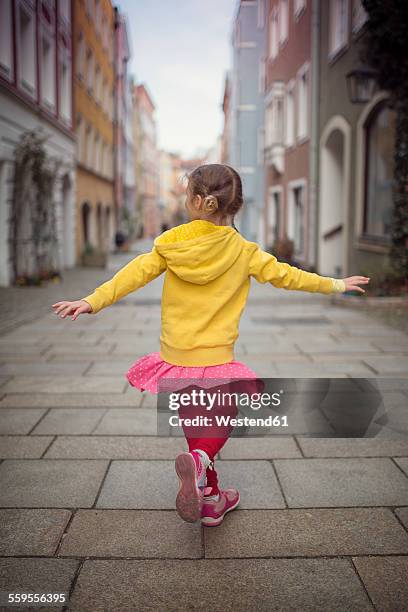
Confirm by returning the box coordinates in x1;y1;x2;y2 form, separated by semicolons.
52;163;369;527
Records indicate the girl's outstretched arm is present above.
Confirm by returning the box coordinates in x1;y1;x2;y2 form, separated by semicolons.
52;246;166;319
248;245;369;294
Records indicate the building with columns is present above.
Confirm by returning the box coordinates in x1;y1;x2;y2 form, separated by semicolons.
0;0;76;286
73;0;115;262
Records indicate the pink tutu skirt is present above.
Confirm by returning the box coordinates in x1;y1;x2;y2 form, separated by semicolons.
126;351;262;394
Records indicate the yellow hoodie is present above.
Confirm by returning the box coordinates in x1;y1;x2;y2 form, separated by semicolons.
81;220;345;367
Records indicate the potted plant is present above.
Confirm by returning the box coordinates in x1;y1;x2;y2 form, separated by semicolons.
81;241;107;268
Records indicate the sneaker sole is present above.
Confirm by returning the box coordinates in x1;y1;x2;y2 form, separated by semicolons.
175;452;203;523
201;493;240;527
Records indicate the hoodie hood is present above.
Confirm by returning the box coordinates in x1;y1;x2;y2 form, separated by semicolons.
154;220;245;285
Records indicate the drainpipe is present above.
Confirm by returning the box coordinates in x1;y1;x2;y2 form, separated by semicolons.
309;0;320;271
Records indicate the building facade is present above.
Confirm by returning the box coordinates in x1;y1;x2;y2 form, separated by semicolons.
73;0;115;262
263;0;313;265
318;0;395;278
133;83;160;238
0;0;76;286
228;0;266;243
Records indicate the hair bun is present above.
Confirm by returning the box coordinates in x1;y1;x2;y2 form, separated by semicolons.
203;195;218;213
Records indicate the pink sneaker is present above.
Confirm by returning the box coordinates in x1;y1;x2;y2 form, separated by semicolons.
201;488;240;527
174;450;209;522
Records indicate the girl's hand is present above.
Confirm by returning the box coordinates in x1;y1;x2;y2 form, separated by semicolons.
342;276;370;294
52;300;93;320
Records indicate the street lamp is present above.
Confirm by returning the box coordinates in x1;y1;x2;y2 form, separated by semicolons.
346;64;378;104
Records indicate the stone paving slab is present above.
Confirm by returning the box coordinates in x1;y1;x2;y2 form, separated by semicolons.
59;510;201;558
92;408;157;435
1;376;127;394
204;508;408;558
32;408;108;435
44;436;187;459
95;459;284;509
41;343;116;355
0;558;79;612
297;437;408;457
85;360;144;375
0;361;89;376
395;507;408;531
0;436;53;458
0;408;47;434
394;457;408;477
0;509;71;555
68;558;373;612
362;356;408;374
0;392;143;408
353;556;408;612
0;344;51;356
0;459;108;508
219;436;301;459
213;460;285;509
274;457;408;507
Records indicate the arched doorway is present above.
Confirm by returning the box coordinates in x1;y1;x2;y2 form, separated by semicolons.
81;202;91;246
104;205;112;251
61;173;72;267
319;116;351;277
96;202;103;249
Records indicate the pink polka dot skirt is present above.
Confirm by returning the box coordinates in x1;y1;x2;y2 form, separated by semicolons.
126;351;262;394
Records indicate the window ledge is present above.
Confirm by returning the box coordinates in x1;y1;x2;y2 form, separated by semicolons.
328;43;349;66
354;238;391;254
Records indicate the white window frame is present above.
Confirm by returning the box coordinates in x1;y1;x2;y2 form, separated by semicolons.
329;0;349;59
17;2;37;96
0;0;14;81
279;0;289;45
293;0;306;19
287;178;307;258
269;7;279;59
285;79;295;148
296;63;309;141
352;0;368;34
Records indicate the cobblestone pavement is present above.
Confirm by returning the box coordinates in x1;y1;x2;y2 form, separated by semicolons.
0;246;408;611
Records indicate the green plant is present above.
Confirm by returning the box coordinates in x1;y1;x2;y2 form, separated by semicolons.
82;241;95;256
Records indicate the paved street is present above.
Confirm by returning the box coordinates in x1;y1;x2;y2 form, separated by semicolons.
1;248;408;611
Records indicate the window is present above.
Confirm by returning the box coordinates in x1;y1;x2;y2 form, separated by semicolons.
294;0;306;18
59;0;71;23
266;95;284;147
41;33;55;109
297;65;309;140
95;64;101;103
285;81;295;147
77;33;85;78
269;8;279;59
86;0;93;19
288;182;305;255
268;189;281;245
329;0;349;57
18;3;36;94
86;48;93;94
279;0;288;44
293;186;305;254
94;132;101;173
77;114;84;162
102;15;108;49
0;0;13;80
363;103;396;241
95;0;101;36
352;0;368;33
60;55;72;124
86;124;93;167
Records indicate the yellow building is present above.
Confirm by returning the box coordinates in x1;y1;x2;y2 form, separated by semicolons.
73;0;115;262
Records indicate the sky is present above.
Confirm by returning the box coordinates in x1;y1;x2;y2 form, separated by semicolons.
116;0;238;159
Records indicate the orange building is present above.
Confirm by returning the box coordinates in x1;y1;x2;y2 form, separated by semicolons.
72;0;115;262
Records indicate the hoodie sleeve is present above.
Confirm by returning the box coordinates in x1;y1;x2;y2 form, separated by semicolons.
80;246;167;314
248;245;339;294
